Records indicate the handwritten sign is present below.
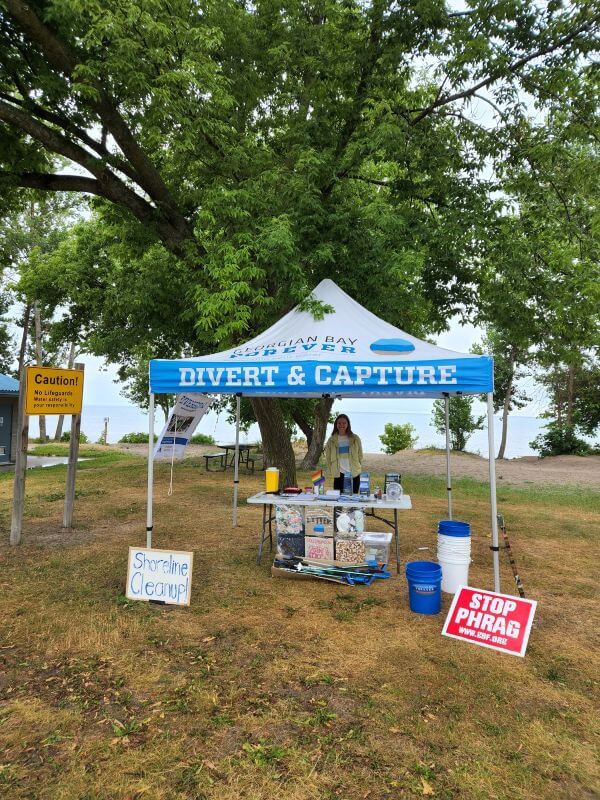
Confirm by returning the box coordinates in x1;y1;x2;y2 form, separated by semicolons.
25;366;84;415
126;547;193;606
442;586;537;657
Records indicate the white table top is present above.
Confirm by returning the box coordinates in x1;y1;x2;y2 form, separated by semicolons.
246;491;412;510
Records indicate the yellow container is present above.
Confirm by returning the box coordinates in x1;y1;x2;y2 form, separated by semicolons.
265;467;279;493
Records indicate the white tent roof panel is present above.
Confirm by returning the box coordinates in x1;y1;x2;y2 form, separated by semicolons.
150;279;493;398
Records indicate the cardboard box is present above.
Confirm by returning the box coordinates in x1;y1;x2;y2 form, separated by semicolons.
305;505;334;536
304;536;334;561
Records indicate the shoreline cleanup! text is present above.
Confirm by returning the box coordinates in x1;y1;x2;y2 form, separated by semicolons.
126;547;194;606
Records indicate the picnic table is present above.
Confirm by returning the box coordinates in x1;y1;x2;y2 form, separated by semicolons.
218;444;252;468
203;444;264;472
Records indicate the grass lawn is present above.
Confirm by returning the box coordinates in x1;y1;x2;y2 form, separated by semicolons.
0;446;598;800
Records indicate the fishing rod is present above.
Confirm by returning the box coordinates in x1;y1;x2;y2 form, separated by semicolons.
497;513;525;598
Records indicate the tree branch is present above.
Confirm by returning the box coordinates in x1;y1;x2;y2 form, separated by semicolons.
0;97;111;178
0;90;141;184
410;21;595;125
0;171;106;194
0;169;199;258
6;0;191;237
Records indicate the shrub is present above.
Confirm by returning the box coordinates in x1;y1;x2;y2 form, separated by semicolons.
189;433;215;445
432;396;484;451
118;432;158;443
530;424;592;457
379;422;417;454
60;431;89;444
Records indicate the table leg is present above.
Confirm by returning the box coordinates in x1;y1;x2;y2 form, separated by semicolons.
394;508;399;574
258;503;267;564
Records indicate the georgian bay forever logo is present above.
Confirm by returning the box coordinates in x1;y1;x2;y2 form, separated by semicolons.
228;335;417;358
229;335;358;358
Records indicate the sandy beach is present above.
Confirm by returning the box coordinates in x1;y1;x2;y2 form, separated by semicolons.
114;443;600;488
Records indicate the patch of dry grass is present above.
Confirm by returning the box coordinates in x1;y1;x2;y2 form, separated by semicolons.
0;450;599;799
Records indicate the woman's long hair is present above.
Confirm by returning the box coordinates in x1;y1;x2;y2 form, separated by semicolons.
333;414;352;435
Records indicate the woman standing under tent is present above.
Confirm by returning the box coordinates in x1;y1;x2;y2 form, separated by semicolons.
324;414;364;493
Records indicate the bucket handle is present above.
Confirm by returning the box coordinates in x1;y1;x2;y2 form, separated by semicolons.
405;546;432;565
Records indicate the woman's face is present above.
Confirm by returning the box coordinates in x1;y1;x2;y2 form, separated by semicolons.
336;417;349;434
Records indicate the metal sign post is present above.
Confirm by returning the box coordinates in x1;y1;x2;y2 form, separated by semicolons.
10;364;29;546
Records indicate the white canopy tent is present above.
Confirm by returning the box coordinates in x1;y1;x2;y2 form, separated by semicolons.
148;279;501;591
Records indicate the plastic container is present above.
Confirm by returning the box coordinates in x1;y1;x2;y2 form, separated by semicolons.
342;471;353;494
405;561;442;614
361;531;392;566
265;467;279;493
359;472;370;497
384;473;401;493
276;533;305;560
275;504;304;535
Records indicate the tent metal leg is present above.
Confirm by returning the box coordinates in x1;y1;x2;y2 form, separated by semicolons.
146;392;155;548
394;508;399;574
444;394;452;519
232;394;241;527
487;393;500;592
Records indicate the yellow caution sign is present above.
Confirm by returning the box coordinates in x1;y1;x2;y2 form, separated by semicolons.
25;367;84;416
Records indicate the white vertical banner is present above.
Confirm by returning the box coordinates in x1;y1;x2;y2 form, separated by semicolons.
153;394;213;461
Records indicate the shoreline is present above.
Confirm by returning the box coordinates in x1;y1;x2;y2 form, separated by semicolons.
112;443;600;488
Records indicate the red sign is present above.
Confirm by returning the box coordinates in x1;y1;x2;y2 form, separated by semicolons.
442;586;537;657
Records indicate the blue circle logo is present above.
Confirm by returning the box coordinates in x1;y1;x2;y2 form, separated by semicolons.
370;338;415;355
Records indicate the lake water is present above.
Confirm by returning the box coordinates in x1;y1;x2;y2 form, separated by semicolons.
29;402;597;459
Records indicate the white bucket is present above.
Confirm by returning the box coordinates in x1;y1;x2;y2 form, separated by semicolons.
438;548;471;560
438;534;471;548
439;556;470;594
437;540;471;557
438;544;471;556
437;537;471;558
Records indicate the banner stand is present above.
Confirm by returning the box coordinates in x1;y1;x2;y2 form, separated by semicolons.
146;392;155;548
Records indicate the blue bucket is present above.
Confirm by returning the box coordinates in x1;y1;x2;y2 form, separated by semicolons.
438;520;471;538
405;561;442;615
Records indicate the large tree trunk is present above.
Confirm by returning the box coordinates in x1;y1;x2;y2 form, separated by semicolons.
301;397;334;470
54;342;77;441
34;302;47;442
251;398;296;487
497;346;516;460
